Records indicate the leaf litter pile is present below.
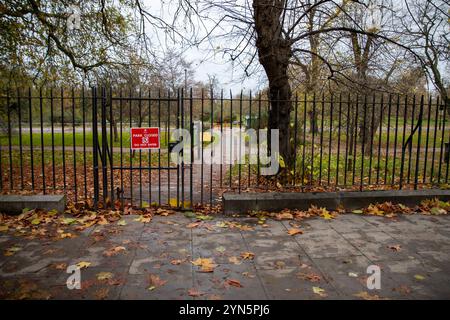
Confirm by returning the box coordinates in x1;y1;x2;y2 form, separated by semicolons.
0;197;449;300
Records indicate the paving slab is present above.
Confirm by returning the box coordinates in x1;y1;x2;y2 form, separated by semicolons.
295;228;362;259
1;212;450;299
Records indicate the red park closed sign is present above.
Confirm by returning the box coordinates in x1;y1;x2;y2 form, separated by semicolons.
130;127;160;150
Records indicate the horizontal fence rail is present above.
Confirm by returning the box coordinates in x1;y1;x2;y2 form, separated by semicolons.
0;87;449;210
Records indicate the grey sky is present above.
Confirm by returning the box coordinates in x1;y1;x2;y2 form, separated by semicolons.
144;0;265;92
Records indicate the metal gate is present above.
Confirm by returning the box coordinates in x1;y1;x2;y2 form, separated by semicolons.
91;87;195;210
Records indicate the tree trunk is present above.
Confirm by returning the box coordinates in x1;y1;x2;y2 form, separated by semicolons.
308;110;319;134
253;0;293;177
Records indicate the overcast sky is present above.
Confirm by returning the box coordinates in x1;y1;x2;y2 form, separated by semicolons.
144;0;265;92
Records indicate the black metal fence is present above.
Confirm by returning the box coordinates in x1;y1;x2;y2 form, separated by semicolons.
0;87;449;209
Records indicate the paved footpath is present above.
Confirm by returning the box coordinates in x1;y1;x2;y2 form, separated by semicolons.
1;213;450;299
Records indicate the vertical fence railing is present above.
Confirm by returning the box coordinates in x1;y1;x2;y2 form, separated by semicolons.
0;88;449;209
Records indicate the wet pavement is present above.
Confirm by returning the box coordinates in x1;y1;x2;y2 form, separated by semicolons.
1;212;450;299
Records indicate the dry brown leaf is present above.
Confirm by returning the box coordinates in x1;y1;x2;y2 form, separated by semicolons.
104;246;126;257
188;288;204;297
148;274;167;290
387;244;401;252
225;279;243;288
191;258;217;272
287;228;303;236
240;252;255;260
228;256;242;265
186;222;201;229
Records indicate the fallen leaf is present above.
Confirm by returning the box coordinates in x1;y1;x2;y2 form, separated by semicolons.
134;215;152;223
298;272;321;282
352;209;364;214
97;217;109;225
104;246;126;257
275;212;293;220
188;288;204;297
117;220;127;226
186;222;201;228
354;291;383;300
387;244;401;252
4;246;22;256
94;287;109;299
76;261;91;269
228;256;241;265
184;211;196;219
430;207;446;215
216;246;226;254
393;285;411;295
31;218;42;225
240;252;255;260
148;274;167;290
197;215;214;221
287;228;303;236
53;263;68;270
96;272;114;280
312;286;327;297
414;274;425;280
170;259;183;265
225;279;243;288
61;217;77;225
366;204;384;216
215;221;228;228
191;258;217;272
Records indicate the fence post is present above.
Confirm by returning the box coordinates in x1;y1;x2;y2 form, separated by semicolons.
101;87;108;207
92;87;99;209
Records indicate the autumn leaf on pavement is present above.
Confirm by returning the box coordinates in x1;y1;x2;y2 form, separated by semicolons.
117;219;127;226
61;217;77;225
365;204;384;216
414;274;425;280
287;228;303;236
148;274;167;290
354;291;384;300
97;216;109;225
215;246;226;254
275;211;294;220
76;261;91;269
312;286;327;297
96;272;114;280
321;211;334;220
387;244;401;252
298;272;321;282
228;256;242;265
240;252;255;260
188;288;204;297
4;246;22;256
95;287;109;300
191;257;217;272
53;263;68;270
225;279;243;288
134;215;152;223
170;259;183;265
104;246;126;257
186;222;201;228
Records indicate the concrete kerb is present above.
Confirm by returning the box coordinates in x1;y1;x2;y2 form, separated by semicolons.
0;195;66;215
222;189;450;215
